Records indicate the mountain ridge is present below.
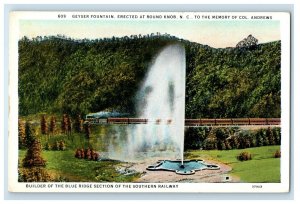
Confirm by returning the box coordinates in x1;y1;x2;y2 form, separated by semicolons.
18;34;281;118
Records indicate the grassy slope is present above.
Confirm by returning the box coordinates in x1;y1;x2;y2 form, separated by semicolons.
186;145;281;183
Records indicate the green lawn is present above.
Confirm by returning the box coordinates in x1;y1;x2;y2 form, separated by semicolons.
19;150;140;182
186;145;281;183
19;145;280;183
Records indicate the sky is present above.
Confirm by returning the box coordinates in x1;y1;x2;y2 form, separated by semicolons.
19;19;280;48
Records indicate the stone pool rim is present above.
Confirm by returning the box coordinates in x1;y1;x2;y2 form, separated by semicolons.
146;159;220;175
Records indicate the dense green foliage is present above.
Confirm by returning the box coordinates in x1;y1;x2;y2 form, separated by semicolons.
184;127;281;150
186;41;281;118
19;34;281;118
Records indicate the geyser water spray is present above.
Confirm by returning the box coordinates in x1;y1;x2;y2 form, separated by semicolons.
105;44;186;163
128;44;186;163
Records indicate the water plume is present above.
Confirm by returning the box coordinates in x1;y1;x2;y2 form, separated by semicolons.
126;44;186;162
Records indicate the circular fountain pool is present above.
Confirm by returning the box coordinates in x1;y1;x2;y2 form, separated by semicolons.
146;160;220;175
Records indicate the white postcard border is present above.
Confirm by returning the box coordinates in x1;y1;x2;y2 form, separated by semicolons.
8;11;291;193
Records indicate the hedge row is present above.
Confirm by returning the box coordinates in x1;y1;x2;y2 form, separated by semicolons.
184;127;281;150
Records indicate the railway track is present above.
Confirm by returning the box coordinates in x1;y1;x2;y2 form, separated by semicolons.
85;117;281;127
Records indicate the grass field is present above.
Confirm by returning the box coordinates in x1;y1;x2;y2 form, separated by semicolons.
186;145;281;183
19;150;141;182
19;145;280;183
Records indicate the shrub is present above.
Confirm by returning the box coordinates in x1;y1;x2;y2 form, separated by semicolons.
46;141;66;151
217;140;227;150
85;148;92;160
59;140;66;151
256;128;270;146
274;150;281;158
273;127;281;145
237;151;252;161
228;134;240;149
203;137;218;150
18;167;52;182
75;149;82;159
267;127;276;145
44;142;51;150
92;151;99;161
80;148;85;158
228;127;240;135
52;141;60;150
215;128;228;140
225;140;232;150
250;135;257;147
184;127;211;150
75;148;99;161
255;129;264;147
184;127;201;149
237;131;252;149
262;129;270;146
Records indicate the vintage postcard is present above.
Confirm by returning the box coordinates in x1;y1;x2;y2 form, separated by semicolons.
8;11;290;193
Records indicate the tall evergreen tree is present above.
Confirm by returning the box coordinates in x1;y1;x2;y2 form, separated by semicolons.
18;119;26;149
74;115;83;133
40;115;48;135
61;114;68;134
23;139;46;167
49;116;56;135
24;122;36;148
83;122;91;139
67;115;72;135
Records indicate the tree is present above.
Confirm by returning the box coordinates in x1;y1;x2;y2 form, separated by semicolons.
18;120;26;149
18;34;280;119
266;127;276;145
84;122;91;139
40;115;48;135
61;114;68;134
18;167;51;182
49;116;56;135
23;139;46;167
74;114;83;133
24;122;36;148
66;115;72;136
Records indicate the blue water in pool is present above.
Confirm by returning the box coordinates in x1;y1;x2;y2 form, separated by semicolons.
146;160;219;175
159;160;207;172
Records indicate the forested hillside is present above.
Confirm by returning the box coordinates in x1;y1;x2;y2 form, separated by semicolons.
18;34;281;118
185;40;281;118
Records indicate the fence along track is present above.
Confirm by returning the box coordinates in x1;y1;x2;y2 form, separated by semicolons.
85;117;281;127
